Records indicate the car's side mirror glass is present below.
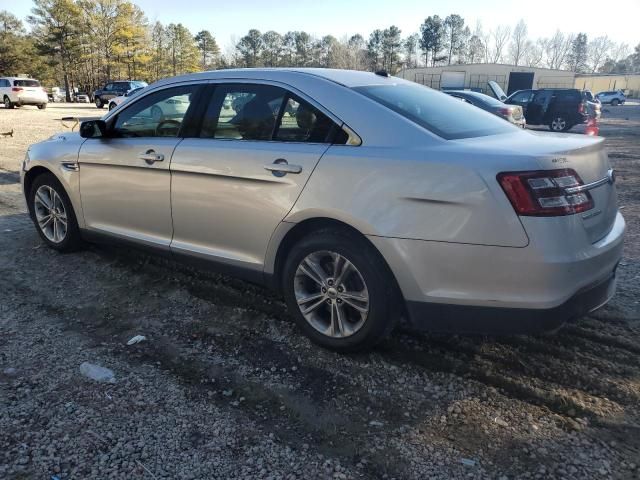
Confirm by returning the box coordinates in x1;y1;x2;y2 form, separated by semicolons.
79;120;108;139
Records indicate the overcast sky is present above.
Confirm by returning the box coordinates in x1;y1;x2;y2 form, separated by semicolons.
3;0;638;51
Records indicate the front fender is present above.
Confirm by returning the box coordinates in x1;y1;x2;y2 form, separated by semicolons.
22;132;86;228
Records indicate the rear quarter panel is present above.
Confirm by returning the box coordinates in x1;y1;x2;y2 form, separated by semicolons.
286;138;537;248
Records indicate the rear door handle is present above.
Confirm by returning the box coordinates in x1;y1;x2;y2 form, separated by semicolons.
138;150;164;164
264;159;302;177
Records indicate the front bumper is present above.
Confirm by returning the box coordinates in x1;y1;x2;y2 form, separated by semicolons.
405;270;617;334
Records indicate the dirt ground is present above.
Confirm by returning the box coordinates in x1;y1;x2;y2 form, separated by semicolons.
0;103;639;480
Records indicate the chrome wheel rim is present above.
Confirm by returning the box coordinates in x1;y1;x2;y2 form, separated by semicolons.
4;98;9;108
294;250;369;338
33;185;67;243
551;117;566;131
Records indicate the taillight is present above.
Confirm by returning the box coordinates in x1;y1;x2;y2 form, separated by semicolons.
12;87;23;92
497;169;594;216
498;107;512;116
578;103;585;114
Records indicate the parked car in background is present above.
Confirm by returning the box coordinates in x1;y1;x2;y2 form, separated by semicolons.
1;77;48;109
94;80;147;108
48;87;67;103
21;69;624;351
596;90;626;105
446;90;526;127
107;86;145;110
75;93;90;103
490;82;587;132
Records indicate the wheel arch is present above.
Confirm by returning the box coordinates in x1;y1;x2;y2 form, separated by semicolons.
269;217;405;309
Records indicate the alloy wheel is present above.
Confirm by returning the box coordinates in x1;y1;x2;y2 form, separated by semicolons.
33;185;67;243
293;250;369;338
551;117;566;131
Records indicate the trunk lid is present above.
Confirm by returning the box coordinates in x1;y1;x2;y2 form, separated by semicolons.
531;133;617;243
488;80;507;101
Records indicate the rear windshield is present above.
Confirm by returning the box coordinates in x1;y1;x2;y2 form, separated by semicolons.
354;83;516;140
14;79;40;87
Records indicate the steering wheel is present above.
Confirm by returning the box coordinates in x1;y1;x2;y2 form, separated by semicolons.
155;119;181;137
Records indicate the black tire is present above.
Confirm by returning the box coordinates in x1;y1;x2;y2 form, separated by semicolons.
37;104;47;110
281;229;399;352
109;102;116;111
611;99;619;106
95;98;104;108
4;96;14;109
28;173;83;252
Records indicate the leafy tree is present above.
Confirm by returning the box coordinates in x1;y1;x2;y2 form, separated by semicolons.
194;30;220;70
167;23;199;75
28;0;82;101
443;14;465;65
367;29;384;70
419;15;444;66
294;31;313;66
467;35;485;64
237;29;264;67
567;33;588;72
0;11;27;74
262;31;283;67
382;26;402;72
403;34;419;68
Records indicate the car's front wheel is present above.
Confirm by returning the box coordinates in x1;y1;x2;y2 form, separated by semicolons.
37;104;47;110
95;98;104;108
29;173;82;252
109;102;116;111
282;229;398;352
611;99;619;106
4;96;14;109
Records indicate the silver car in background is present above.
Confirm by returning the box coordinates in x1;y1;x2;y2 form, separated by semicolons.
446;89;526;127
21;69;625;351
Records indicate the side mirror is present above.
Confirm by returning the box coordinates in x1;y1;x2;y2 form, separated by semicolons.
79;119;107;139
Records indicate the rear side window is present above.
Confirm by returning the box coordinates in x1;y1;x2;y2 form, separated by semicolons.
354;83;515;140
14;79;40;87
556;91;580;101
275;96;336;143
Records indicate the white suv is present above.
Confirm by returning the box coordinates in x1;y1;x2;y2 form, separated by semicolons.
0;77;48;109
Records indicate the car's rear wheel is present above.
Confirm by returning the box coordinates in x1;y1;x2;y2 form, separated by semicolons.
29;173;82;252
549;115;569;132
611;99;619;106
4;96;14;109
37;104;47;110
151;105;164;122
95;98;104;108
282;229;398;352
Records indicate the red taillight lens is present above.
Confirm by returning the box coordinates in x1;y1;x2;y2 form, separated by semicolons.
578;103;585;114
12;87;23;92
497;169;594;216
498;107;512;116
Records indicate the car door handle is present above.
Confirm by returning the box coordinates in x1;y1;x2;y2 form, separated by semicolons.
264;159;302;177
138;150;164;164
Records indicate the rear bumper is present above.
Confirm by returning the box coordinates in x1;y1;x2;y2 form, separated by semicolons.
405;269;617;334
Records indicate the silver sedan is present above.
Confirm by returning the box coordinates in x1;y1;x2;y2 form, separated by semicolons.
21;69;625;351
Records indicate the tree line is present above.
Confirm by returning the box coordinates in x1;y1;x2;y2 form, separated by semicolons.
1;0;639;100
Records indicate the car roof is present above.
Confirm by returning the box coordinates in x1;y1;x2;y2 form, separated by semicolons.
1;77;38;81
151;68;400;89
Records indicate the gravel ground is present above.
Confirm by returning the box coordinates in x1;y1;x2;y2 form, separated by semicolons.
0;103;639;480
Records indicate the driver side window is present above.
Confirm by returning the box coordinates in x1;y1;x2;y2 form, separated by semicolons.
114;85;198;138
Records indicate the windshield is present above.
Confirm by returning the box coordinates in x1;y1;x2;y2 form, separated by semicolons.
354;83;516;140
14;79;40;87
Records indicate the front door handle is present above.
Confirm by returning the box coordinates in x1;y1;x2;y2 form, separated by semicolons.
138;150;164;165
264;159;302;177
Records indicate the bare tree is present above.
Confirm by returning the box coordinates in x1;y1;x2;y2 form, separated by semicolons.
544;30;573;69
489;25;510;63
588;35;613;73
610;42;630;63
509;19;528;66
